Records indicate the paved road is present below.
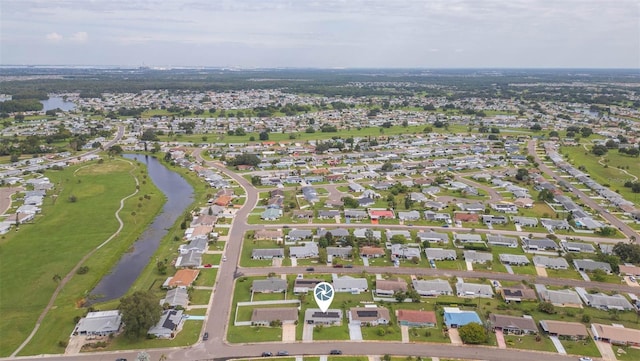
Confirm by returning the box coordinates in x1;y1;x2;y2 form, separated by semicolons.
453;173;504;202
2;145;615;361
528;140;639;241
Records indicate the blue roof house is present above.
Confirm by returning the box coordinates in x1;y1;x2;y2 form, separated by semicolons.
443;307;482;328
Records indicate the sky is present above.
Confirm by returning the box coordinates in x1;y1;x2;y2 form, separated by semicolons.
1;0;639;68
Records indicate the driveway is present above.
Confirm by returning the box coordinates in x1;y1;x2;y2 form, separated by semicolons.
348;323;363;341
282;324;296;342
595;340;617;361
448;328;463;345
465;261;473;271
549;336;566;354
535;266;548;277
302;323;314;342
495;329;506;349
400;325;410;343
291;257;298;267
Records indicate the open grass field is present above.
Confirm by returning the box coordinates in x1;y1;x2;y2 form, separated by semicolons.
560;145;640;207
1;159;165;357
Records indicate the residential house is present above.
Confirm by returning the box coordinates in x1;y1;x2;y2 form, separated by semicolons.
397;310;437;327
522;238;558;252
318;210;341;219
261;208;283;220
301;186;319;204
425;248;457;261
292;210;314;220
539;320;589;340
424;211;452;223
456;282;494;298
359;246;386;258
304;308;343;325
391;244;421;259
573;259;612;274
161;288;189;309
386;229;412;242
293;278;323;294
327;246;353;259
317;228;349;240
348;183;365;192
540;288;583;307
583;293;633;311
148;309;186;339
286;229;313;242
511;216;538;227
417;231;449;244
486;234;518;248
398;210;421;221
489;314;538;335
353;228;382;241
541;218;571;231
369;209;395;219
463;250;493;264
482;215;509;225
591;323;640;346
454;233;483;244
412;279;453;297
561;241;596;253
254;229;284;241
251;248;285;260
72;310;122;336
175;250;202;268
344;209;368;221
163;269;200;289
501;285;537;303
491;203;518;213
250;308;299;326
251;278;287;294
348;306;391;326
443;307;482;328
457;202;484;213
533;256;569;270
375;278;408;297
424;201;446;211
499;254;530;266
289;242;319;258
332;275;368;293
619;264;640;277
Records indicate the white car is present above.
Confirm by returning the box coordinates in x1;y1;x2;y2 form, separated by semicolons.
222;256;227;262
579;357;592;361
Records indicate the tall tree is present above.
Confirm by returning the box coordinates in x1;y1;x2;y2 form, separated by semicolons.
119;290;162;339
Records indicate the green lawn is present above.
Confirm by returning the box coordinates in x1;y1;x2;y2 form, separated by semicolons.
360;325;402;341
100;320;203;351
3;159;165;357
228;326;282;343
190;289;212;305
193;269;218;287
313;324;350;340
546;268;584;280
560;338;601;357
503;334;556;352
408;327;451;343
613;346;640;361
240;237;284;267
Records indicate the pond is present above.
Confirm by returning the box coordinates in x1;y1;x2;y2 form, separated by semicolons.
90;154;194;303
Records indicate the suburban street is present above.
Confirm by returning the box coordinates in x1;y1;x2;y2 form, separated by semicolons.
528;140;639;240
3;144;632;361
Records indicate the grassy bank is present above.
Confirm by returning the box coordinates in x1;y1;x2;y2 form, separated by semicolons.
1;158;164;357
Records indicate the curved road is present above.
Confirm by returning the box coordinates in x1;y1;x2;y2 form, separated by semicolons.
2;145;615;361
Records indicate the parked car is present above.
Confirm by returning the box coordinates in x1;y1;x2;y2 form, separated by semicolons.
276;351;289;356
203;264;213;268
203;332;209;341
222;256;227;262
261;352;273;357
333;264;344;268
330;350;342;355
345;264;353;268
115;358;127;361
306;267;315;271
578;358;592;361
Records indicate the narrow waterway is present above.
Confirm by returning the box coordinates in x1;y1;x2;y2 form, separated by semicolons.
90;154;194;303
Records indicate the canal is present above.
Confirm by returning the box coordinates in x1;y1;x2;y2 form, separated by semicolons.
90;154;194;303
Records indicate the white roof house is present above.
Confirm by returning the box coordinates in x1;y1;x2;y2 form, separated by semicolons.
73;310;122;336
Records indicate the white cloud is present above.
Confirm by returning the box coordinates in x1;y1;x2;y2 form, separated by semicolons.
70;31;88;42
45;32;63;42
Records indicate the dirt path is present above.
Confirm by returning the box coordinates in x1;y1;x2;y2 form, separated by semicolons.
0;186;23;215
11;159;140;357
